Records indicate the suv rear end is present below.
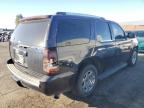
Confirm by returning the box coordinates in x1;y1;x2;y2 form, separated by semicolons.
8;12;137;98
7;15;74;95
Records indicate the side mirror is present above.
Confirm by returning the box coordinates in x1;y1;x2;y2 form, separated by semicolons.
126;32;135;38
115;35;125;40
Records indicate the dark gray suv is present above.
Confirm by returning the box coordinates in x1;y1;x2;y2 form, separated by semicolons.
7;12;138;98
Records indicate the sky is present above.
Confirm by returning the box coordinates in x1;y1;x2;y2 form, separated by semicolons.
0;0;144;29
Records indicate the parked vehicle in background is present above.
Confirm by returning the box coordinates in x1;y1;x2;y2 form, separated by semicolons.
0;32;5;42
7;12;138;98
127;30;144;52
0;30;13;42
0;35;2;42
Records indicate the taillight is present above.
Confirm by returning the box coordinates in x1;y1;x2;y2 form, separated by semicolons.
43;48;59;75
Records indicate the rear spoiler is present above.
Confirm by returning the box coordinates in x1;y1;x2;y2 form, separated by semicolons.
20;15;52;22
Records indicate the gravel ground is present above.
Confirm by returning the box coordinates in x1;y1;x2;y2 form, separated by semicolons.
0;42;144;108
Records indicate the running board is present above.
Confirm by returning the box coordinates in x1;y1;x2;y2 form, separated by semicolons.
98;63;127;80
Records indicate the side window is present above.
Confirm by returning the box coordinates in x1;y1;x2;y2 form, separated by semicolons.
95;20;111;41
111;22;125;40
56;18;91;46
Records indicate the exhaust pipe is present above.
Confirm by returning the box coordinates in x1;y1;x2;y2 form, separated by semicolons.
54;93;60;99
16;81;25;88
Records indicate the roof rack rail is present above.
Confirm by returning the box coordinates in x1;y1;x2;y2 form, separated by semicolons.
56;12;105;20
56;12;66;15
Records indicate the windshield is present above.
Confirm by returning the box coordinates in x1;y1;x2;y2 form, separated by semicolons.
11;19;49;47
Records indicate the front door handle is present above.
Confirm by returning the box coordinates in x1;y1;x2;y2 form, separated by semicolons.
98;48;106;51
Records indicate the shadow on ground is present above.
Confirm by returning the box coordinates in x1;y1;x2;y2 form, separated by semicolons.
64;89;127;108
64;54;144;108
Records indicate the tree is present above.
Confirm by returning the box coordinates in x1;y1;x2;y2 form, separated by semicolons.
15;14;23;26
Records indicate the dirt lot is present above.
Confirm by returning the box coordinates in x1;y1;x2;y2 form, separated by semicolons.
0;42;144;108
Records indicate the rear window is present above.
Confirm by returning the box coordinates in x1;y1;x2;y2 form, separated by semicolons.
11;19;49;46
56;18;91;46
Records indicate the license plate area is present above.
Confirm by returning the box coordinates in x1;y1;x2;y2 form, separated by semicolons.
14;49;27;67
15;53;24;64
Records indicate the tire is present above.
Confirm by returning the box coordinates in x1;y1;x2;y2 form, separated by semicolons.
128;49;138;66
75;64;98;98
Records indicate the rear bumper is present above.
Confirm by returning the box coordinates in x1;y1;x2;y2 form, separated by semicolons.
7;59;74;95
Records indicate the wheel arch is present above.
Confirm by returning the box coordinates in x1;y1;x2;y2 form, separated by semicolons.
77;56;104;75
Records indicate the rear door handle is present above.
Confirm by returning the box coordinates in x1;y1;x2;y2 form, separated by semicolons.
65;42;71;46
